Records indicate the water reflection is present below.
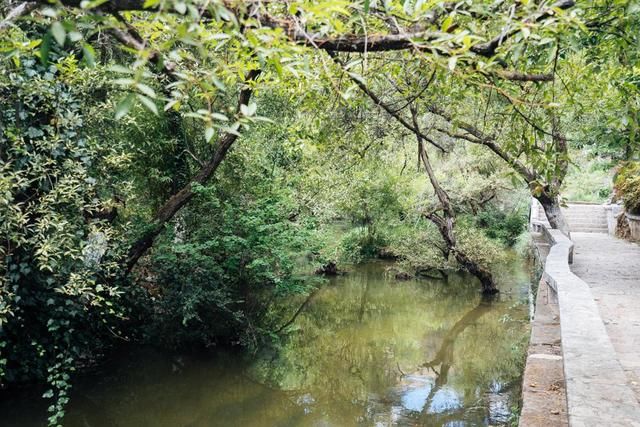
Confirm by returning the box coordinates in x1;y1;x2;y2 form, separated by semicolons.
0;259;530;426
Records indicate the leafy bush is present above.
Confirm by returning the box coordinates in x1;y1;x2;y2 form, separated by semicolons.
337;227;389;263
474;208;527;247
142;182;318;348
562;152;614;202
1;54;125;424
615;161;640;214
455;226;506;270
385;220;504;278
387;223;448;277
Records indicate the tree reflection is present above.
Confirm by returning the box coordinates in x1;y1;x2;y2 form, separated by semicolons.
250;264;527;425
418;297;495;422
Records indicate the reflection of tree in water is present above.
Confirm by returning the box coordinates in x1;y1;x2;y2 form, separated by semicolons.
423;298;493;389
252;268;482;420
0;263;527;427
382;294;524;426
417;298;494;423
250;264;527;425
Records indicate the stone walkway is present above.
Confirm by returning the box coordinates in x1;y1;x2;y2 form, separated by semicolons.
571;232;640;402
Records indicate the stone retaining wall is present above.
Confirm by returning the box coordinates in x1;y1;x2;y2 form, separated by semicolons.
519;229;567;427
627;212;640;240
604;203;623;236
523;221;640;426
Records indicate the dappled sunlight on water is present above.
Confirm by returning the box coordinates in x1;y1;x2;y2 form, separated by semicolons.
0;258;531;426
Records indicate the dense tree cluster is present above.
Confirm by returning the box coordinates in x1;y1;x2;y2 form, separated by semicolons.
1;0;639;424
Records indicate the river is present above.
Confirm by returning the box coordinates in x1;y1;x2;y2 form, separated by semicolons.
0;258;532;426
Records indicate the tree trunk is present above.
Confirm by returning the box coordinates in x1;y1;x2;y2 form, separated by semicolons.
536;192;570;236
417;138;498;295
125;69;261;274
335;67;500;294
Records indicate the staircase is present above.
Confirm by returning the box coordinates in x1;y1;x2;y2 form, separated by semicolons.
531;200;608;233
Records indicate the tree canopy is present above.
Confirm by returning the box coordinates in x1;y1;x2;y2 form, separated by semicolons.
1;0;639;424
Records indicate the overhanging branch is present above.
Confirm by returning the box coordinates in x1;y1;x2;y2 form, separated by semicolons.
125;68;261;273
22;0;574;59
330;53;446;152
426;104;537;183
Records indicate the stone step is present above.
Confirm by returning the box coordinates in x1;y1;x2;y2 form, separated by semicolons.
563;210;606;214
568;221;608;225
566;217;608;220
538;220;607;226
565;217;606;220
535;222;608;232
537;207;605;211
536;212;607;217
563;212;607;216
538;220;608;225
532;202;610;234
544;209;605;213
567;217;607;221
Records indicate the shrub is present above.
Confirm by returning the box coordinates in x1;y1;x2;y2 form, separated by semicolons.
337;227;389;263
456;226;506;270
1;54;125;424
615;161;640;214
142;183;318;348
386;223;448;276
475;208;527;247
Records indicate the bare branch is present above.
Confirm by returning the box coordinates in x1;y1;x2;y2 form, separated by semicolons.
329;53;446;152
426;104;537;183
0;1;37;32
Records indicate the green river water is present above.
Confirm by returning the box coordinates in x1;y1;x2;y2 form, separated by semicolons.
0;259;532;426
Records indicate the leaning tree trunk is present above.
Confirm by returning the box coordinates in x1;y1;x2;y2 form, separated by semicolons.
539;102;571;236
417;138;499;295
453;250;497;293
106;26;263;276
125;69;261;273
536;192;571;236
336;64;499;294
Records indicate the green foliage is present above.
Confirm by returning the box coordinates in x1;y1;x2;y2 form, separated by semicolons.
475;208;528;247
337;226;389;263
615;161;640;214
455;225;507;269
0;51;125;424
513;230;536;260
327;162;409;263
387;221;448;276
2;0;638;423
387;219;505;278
562;150;614;202
143;175;319;348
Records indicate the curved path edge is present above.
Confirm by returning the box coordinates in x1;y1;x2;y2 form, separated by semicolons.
531;222;640;426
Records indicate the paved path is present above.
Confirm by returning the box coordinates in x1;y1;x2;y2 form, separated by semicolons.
571;232;640;401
